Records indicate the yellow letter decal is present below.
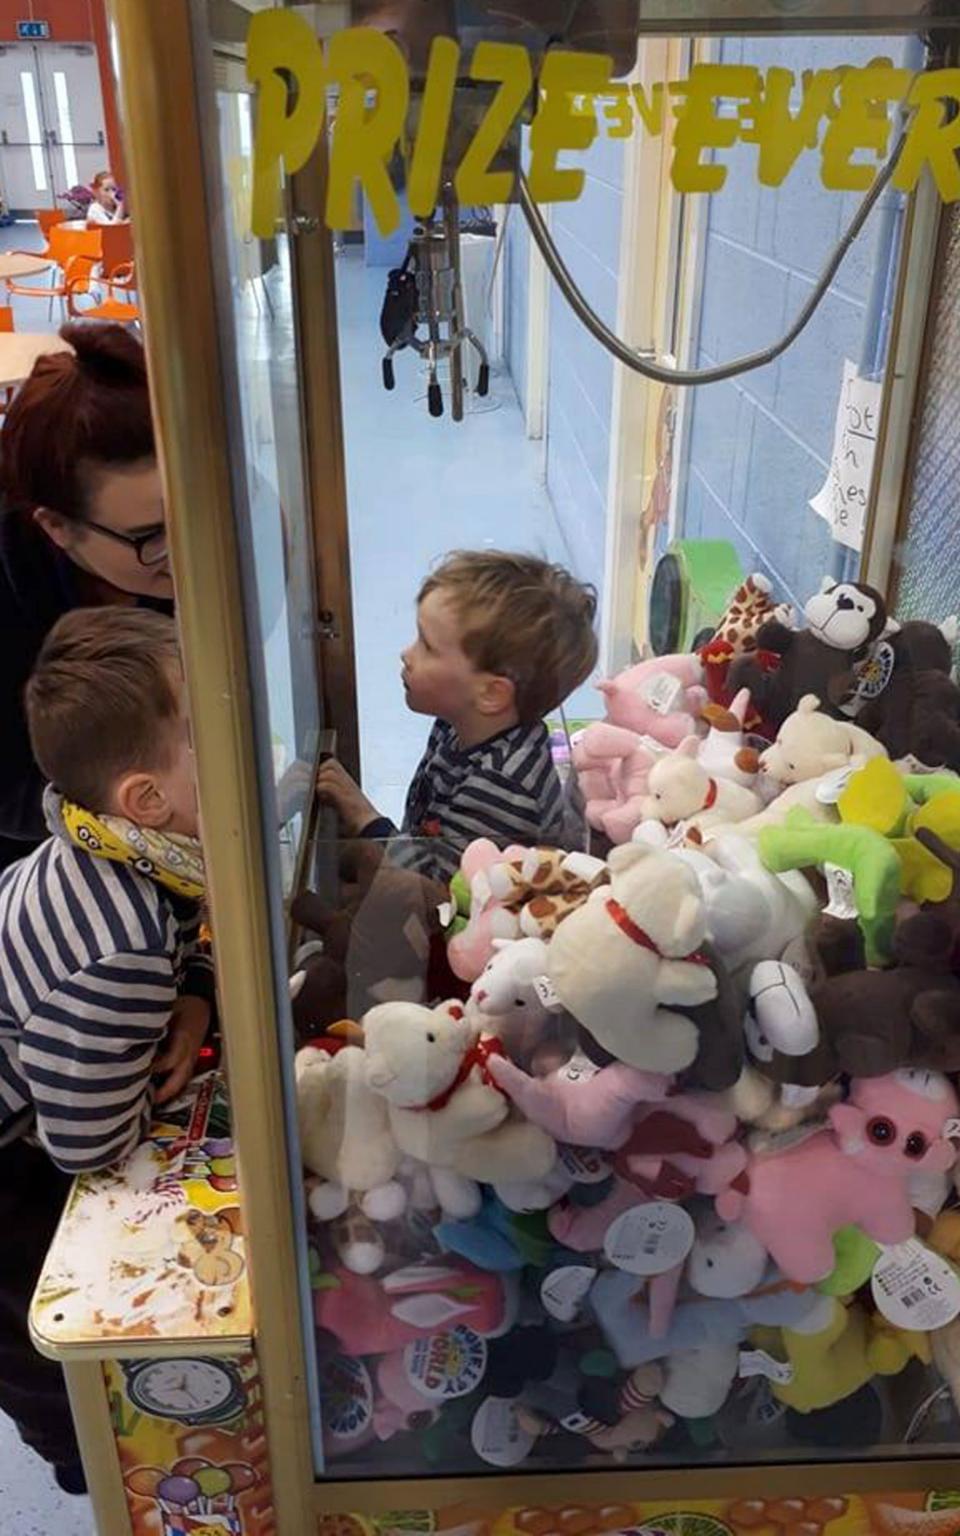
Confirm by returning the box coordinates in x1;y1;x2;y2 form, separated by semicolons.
741;66;840;187
326;28;408;236
671;64;760;193
408;36;461;217
820;62;910;191
247;10;325;238
895;68;960;203
528;50;613;204
456;43;531;206
632;81;664;137
602;85;633;140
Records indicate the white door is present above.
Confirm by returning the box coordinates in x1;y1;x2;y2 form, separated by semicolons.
0;41;106;213
35;44;107;199
0;42;54;210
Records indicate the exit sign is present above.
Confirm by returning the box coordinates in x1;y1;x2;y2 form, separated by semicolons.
16;20;51;39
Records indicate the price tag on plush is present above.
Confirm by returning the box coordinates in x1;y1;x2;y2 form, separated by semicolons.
823;861;858;921
471;1396;537;1467
640;672;685;716
604;1201;695;1274
738;1348;794;1386
540;1265;597;1322
871;1239;960;1330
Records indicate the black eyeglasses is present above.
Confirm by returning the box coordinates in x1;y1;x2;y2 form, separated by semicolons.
75;516;168;568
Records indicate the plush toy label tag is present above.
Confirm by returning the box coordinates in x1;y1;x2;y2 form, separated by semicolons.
871;1239;960;1331
557;1143;611;1183
540;1265;597;1322
942;1118;960;1141
404;1326;487;1401
604;1201;695;1275
558;1048;599;1084
816;767;856;805
640;672;685;716
437;901;454;929
471;1396;537;1467
823;861;858;920
559;1410;595;1433
639;734;671;757
738;1348;794;1386
319;1354;374;1447
533;975;561;1009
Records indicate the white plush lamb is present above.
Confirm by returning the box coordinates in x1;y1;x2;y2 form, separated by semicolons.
467;935;569;1064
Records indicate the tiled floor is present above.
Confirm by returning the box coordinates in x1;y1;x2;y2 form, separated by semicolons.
0;1409;94;1533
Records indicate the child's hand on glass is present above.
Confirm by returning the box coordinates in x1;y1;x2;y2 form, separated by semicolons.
154;995;211;1104
316;758;379;836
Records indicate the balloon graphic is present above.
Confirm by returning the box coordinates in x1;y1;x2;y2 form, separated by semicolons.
171;1457;209;1479
125;1466;164;1498
194;1465;232;1497
157;1475;201;1507
222;1461;257;1492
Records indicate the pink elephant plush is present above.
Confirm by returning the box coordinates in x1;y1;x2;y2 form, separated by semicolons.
572;723;660;844
598;655;709;746
716;1069;960;1283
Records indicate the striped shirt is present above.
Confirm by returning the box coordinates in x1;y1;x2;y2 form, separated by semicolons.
0;832;213;1173
366;719;569;881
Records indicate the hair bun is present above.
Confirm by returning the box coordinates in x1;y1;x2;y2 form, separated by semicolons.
58;321;146;386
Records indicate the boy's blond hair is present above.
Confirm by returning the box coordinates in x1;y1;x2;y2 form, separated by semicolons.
26;607;182;812
420;551;598;722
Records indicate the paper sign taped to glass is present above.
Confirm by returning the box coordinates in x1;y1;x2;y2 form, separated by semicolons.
810;360;883;553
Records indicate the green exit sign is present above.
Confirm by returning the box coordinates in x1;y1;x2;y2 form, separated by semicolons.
16;20;51;40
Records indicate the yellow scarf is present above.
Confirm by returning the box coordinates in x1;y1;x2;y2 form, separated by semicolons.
60;800;206;901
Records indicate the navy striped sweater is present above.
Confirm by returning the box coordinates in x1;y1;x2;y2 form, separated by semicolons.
0;826;212;1173
365;719;570;881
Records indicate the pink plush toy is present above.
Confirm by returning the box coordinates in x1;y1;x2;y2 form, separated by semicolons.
572;724;661;845
716;1069;960;1284
447;839;528;981
597;655;709;746
487;1048;673;1149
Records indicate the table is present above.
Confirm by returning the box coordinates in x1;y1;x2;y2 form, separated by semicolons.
0;252;51;281
0;331;73;389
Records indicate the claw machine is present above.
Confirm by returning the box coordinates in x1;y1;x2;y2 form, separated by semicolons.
30;1;960;1534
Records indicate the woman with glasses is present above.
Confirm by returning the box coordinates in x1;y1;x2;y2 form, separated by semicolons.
0;321;169;869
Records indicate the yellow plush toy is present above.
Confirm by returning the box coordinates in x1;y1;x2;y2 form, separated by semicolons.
838;758;960;903
751;1296;929;1414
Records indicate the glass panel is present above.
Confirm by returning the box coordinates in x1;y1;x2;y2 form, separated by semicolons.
230;0;960;1483
210;58;322;889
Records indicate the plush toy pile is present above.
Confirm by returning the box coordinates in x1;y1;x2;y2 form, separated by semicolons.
294;574;960;1473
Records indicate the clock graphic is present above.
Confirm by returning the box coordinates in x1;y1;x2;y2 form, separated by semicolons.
122;1357;246;1426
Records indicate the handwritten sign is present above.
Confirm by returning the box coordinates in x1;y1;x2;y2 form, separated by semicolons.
247;16;960;237
810;359;882;553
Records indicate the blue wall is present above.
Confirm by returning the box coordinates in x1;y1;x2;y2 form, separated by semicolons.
543;131;625;597
503;201;530;417
678;36;910;608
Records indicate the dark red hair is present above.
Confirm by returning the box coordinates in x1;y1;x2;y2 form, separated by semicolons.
0;322;155;518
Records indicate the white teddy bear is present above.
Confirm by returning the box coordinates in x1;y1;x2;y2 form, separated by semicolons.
547;843;718;1074
640;738;762;835
362;999;558;1218
759;693;887;787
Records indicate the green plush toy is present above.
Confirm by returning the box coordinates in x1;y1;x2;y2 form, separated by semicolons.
759;809;901;965
817;1225;879;1298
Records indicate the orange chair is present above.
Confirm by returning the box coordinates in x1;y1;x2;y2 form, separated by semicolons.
6;225;101;312
66;259;140;324
0;305;15;414
98;222;136;292
36;209;65;240
8;209;66;316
